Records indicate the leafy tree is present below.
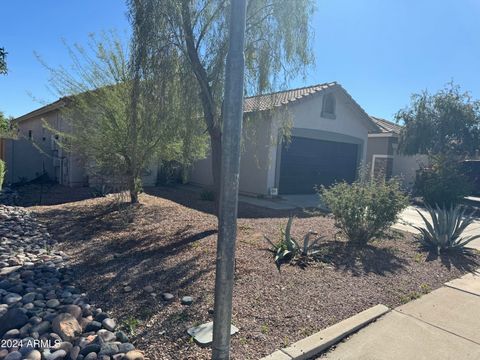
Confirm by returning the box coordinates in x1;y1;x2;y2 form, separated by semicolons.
396;83;480;157
0;112;12;191
0;111;15;138
0;112;9;133
129;0;315;204
0;47;6;74
396;83;480;205
414;153;472;206
40;33;207;203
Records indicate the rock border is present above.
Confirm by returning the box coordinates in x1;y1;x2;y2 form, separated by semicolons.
0;205;144;360
260;304;390;360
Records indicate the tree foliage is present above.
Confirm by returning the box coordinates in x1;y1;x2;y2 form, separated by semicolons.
0;112;10;133
39;32;207;203
130;0;315;203
414;154;472;207
0;111;15;138
0;47;7;75
396;83;480;157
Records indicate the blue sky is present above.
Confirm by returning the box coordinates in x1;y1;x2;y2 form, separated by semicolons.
1;0;480;120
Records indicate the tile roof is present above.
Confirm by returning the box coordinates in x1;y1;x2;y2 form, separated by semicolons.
370;116;402;134
243;82;337;113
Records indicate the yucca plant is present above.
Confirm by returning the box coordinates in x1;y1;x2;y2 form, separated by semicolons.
264;217;323;267
414;204;480;254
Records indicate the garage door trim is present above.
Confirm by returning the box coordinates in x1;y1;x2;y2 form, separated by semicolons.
274;128;364;192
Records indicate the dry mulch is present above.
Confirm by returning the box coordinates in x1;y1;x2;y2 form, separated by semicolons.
22;185;479;360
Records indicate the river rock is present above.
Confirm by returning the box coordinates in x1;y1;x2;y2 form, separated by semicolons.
52;313;82;341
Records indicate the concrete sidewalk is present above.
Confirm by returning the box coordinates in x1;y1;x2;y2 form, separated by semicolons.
323;270;480;360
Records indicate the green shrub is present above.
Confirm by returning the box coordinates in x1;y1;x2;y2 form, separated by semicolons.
157;160;183;185
321;177;409;245
91;184;109;197
199;189;215;201
415;155;472;207
264;217;323;267
414;204;480;254
120;316;141;336
0;160;5;190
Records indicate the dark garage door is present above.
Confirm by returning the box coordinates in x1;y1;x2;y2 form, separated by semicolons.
279;136;359;194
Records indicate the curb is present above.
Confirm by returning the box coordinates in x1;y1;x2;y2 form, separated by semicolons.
259;304;390;360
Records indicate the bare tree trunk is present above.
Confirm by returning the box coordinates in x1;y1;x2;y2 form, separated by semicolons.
128;175;139;204
180;0;222;214
210;127;222;212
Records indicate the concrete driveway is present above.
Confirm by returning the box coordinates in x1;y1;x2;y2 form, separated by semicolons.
238;194;324;211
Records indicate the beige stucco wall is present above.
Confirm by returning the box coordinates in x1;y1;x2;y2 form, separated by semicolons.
5;110;89;187
239;117;273;195
5;111;59;184
5;108;156;188
189;116;273;195
268;89;370;192
367;136;392;161
393;154;429;190
366;134;428;189
190;88;371;195
189;150;213;188
366;135;398;178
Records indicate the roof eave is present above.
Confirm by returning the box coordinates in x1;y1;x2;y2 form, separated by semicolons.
13;98;65;124
334;84;380;133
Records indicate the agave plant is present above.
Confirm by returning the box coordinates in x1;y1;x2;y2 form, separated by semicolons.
414;204;480;254
300;230;323;257
264;217;299;266
264;217;323;267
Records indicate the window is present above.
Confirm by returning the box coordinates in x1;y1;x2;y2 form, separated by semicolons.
28;130;33;140
322;93;336;119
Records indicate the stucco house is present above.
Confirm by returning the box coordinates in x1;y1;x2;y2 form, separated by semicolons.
3;100;84;186
367;116;428;189
190;82;379;195
3;81;424;195
2;100;158;187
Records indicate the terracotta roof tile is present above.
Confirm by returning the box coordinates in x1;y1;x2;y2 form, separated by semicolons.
243;82;337;113
370;116;402;134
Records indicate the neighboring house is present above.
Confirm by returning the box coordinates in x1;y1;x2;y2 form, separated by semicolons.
190;82;379;195
3;100;158;187
367;116;428;189
2;100;86;186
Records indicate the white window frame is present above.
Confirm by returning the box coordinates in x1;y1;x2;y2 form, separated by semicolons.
371;154;394;178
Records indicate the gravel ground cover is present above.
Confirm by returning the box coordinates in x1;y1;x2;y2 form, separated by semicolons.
0;205;144;360
22;185;480;360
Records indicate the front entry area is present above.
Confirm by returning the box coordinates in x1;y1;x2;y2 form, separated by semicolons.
278;136;359;194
